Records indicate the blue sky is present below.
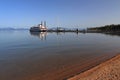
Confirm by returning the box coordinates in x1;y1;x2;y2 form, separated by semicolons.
0;0;120;28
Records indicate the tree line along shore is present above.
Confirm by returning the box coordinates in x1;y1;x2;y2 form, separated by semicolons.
87;24;120;33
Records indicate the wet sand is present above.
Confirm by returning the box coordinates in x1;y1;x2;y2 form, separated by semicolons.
1;53;119;80
14;54;118;80
68;54;120;80
0;51;119;80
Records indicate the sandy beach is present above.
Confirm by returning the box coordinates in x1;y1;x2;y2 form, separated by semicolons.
68;54;120;80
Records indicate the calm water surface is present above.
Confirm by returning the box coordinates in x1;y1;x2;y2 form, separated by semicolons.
0;31;120;80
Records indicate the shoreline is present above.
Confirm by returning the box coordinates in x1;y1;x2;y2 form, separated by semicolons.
68;54;120;80
22;53;119;80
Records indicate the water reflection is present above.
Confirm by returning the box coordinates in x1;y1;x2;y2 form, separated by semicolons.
30;32;47;40
30;31;120;42
30;31;81;40
103;33;120;37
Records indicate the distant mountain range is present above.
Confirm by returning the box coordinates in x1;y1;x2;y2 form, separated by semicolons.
0;27;29;30
0;27;85;31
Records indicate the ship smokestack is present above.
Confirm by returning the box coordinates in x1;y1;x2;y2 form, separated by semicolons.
41;21;43;26
44;21;46;27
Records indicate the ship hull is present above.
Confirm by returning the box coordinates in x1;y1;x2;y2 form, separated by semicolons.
30;27;47;32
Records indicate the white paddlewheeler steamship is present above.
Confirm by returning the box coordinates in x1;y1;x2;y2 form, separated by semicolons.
30;21;47;32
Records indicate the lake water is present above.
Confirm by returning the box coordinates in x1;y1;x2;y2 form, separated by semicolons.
0;31;120;80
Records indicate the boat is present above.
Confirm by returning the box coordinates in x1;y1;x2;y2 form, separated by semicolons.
30;21;47;32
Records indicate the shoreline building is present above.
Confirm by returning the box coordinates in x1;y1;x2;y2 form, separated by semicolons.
30;21;47;32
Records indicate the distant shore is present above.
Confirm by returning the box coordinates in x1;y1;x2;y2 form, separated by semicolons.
68;54;120;80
